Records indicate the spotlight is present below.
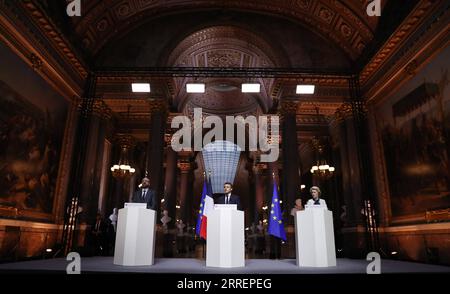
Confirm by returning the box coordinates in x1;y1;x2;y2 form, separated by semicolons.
131;83;151;93
241;83;260;93
296;85;315;94
186;83;205;93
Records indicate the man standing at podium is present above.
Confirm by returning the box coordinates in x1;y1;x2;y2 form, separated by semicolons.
132;177;156;210
215;182;242;210
306;186;327;208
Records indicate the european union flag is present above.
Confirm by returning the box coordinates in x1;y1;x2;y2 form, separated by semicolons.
267;180;286;241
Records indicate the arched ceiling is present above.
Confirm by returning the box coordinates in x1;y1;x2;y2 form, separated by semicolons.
170;26;278;114
70;0;386;61
167;25;287;67
94;9;351;69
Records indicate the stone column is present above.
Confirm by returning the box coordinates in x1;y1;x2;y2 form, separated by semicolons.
245;160;255;225
335;103;365;226
97;103;113;216
147;100;168;209
79;100;111;225
163;133;178;227
280;100;300;209
177;155;194;223
253;162;267;223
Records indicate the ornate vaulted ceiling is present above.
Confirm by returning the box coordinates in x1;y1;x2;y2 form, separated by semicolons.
70;0;384;61
168;25;280;113
1;0;444;140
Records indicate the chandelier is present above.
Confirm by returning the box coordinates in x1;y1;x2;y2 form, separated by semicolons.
111;105;136;179
310;160;335;179
111;134;136;178
309;111;335;179
310;136;335;179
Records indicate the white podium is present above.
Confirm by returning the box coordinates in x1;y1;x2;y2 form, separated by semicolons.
206;204;245;268
113;203;156;266
294;206;336;267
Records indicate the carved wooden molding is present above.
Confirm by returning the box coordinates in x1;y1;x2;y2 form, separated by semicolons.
280;100;298;115
0;1;85;100
365;9;449;105
177;161;193;173
360;0;447;98
148;99;168;114
20;1;88;78
72;0;376;59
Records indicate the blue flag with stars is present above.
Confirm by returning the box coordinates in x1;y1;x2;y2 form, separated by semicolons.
268;180;286;241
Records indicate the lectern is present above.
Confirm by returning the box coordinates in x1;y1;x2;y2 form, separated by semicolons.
114;203;156;266
294;205;336;267
206;204;245;268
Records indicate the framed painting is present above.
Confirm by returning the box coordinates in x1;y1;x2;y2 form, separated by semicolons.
0;81;67;221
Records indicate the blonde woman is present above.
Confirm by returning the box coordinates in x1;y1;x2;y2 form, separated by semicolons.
306;186;327;208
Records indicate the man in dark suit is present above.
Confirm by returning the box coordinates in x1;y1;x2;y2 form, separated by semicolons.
215;182;242;210
132;177;157;210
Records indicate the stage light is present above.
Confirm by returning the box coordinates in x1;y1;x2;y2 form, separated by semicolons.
161;199;165;203
186;83;205;93
279;200;283;204
241;83;260;93
46;248;52;253
300;184;306;189
391;251;398;255
131;83;151;93
296;85;315;94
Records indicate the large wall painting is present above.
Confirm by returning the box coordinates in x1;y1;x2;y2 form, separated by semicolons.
376;47;450;220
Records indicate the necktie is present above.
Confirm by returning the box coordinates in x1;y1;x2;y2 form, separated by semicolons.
226;195;230;204
142;190;147;200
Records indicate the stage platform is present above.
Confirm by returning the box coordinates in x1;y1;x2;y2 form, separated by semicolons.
0;257;449;274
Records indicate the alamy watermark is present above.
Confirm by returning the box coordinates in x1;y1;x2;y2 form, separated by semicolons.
66;0;81;17
66;252;81;274
171;108;279;162
366;252;381;274
367;0;381;17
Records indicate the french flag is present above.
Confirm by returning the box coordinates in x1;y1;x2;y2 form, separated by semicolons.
196;177;214;239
